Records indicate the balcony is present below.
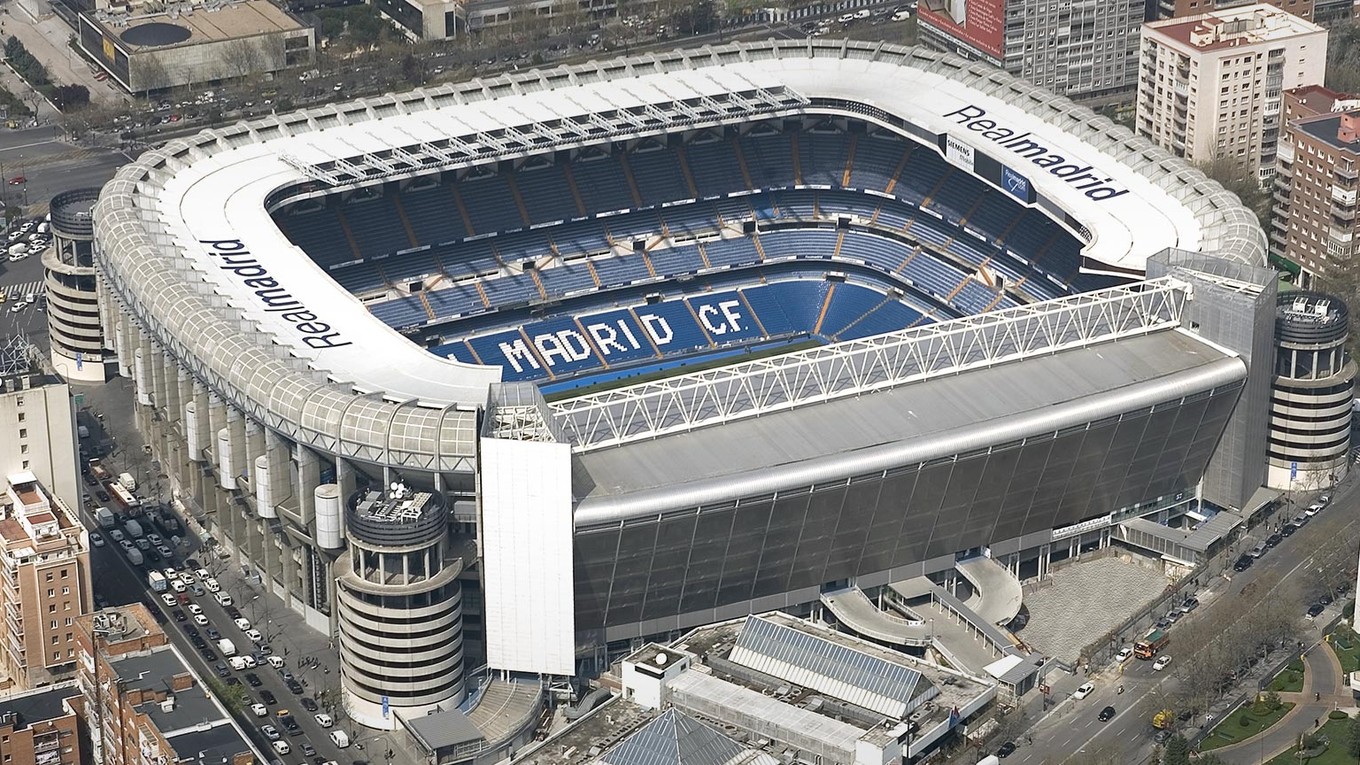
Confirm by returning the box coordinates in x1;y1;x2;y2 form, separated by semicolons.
1339;163;1358;181
33;736;60;753
1333;186;1357;206
1329;226;1354;243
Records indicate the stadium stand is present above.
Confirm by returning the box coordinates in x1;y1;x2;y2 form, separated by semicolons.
276;122;1112;382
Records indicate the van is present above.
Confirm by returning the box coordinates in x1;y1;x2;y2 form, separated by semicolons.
214;591;234;607
330;730;350;748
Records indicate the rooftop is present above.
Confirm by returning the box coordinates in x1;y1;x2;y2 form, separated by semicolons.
90;0;305;49
157;718;255;765
109;647;189;689
405;708;484;751
571;327;1244;520
1296;112;1360;152
0;683;77;728
1147;4;1325;52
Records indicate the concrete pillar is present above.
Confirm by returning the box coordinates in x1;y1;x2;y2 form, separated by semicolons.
207;394;227;465
266;430;291;511
297;447;320;527
159;354;180;425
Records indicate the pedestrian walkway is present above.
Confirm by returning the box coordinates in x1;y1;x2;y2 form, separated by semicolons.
1211;640;1353;764
6;279;43;298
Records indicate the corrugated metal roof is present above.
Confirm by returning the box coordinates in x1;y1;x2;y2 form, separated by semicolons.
600;709;748;765
729;615;925;719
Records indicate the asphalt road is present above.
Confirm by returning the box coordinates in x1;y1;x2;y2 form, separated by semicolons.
83;502;361;765
1003;485;1360;765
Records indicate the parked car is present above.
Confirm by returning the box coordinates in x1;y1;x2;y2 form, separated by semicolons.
261;724;280;741
1307;603;1327;620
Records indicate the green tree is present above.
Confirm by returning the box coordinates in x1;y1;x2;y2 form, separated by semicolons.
1162;734;1191;765
1263;690;1282;711
1327;22;1360;94
1197;155;1271;230
1347;714;1360;757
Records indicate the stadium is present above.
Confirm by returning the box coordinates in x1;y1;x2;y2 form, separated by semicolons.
93;39;1270;730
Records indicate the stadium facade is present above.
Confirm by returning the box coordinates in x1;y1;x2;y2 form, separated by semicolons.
93;40;1268;729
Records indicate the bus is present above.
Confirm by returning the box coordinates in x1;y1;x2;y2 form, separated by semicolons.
1133;629;1171;659
107;482;141;511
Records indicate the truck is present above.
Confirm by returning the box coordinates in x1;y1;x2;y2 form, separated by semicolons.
126;548;144;567
217;639;237;657
88;459;112;483
123;520;144;539
95;507;116;529
118;472;137;492
148;571;168;592
1134;629;1171;660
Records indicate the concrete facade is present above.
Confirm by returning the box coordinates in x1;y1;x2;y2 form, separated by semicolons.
44;189;108;384
1136;5;1328;185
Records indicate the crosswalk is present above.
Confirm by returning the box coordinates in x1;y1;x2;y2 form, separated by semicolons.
6;281;43;300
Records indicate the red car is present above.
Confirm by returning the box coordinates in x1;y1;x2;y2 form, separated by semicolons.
7;176;24;185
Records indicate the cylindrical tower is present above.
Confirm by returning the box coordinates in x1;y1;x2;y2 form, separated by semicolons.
44;188;109;381
336;484;464;729
1268;292;1356;490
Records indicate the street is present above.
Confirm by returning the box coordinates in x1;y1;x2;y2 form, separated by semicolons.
1000;483;1360;765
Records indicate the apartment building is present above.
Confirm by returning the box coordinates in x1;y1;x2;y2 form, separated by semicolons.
75;605;260;765
1152;0;1355;30
0;472;91;691
0;684;83;765
1137;5;1328;185
1270;85;1360;285
0;341;79;510
918;0;1144;102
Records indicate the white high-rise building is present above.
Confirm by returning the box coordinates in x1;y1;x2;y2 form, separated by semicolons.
1137;5;1327;184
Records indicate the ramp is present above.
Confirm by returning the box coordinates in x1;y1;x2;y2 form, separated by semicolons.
820;586;931;647
955;556;1024;626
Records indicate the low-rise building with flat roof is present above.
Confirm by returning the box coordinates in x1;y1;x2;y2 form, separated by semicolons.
0;684;83;765
77;0;314;92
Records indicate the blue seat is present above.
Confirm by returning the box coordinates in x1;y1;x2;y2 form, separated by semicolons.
538;264;597;297
279;209;354;268
572;156;636;213
646;246;704;278
457;174;525;234
425;284;484;318
850;136;907;191
400;187;467;244
342;197;412;256
817;283;884;337
514;165;579;224
703;238;760;268
592;255;652;286
798;132;849;186
686;140;747;194
628;149;690;205
740;133;796;188
369;296;428;328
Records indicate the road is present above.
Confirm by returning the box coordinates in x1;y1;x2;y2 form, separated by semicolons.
83;498;362;765
1005;484;1360;765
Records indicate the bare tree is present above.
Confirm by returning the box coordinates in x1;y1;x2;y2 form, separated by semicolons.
220;38;267;81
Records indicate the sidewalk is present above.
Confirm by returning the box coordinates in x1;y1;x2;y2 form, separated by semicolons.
2;6;126;107
1211;640;1353;764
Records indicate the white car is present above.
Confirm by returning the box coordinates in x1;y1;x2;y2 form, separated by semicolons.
271;740;290;756
314;713;334;728
203;578;220;593
1073;682;1096;700
162;567;178;579
160;593;177;608
193;614;209;626
261;724;280;740
1115;647;1133;662
1153;655;1172;671
179;571;195;584
234;617;251;632
194;567;210;580
250;703;268;717
90;533;105;548
246;628;263;643
187;604;203;615
109;529;125;543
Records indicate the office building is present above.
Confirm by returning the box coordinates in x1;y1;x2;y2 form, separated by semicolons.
1137;5;1327;185
0;472;90;691
1270;85;1360;284
0;339;79;508
75;605;261;765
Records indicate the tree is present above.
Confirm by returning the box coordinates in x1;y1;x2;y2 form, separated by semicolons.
220;38;267;80
400;53;426;85
1348;714;1360;757
1161;734;1190;765
1327;22;1360;95
52;84;88;111
1197;154;1270;230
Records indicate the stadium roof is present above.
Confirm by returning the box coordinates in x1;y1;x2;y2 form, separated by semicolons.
96;40;1264;469
571;325;1245;521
